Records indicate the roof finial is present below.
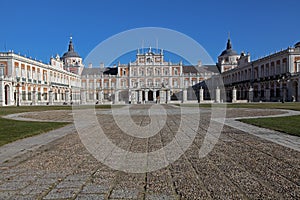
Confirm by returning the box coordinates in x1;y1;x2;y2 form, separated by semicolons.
226;32;232;50
68;35;74;52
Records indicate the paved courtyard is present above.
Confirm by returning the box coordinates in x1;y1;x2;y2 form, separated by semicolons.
0;105;299;199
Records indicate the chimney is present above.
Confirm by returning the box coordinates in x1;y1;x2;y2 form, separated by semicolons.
100;62;104;68
88;63;92;68
198;60;202;67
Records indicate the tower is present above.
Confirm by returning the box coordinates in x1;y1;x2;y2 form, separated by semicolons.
61;36;84;75
217;37;240;73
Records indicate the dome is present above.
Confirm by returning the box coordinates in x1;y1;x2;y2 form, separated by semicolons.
219;39;239;57
220;48;239;56
61;38;81;59
62;51;80;58
295;41;300;48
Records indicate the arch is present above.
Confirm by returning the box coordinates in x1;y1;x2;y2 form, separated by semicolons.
148;90;153;101
4;85;10;105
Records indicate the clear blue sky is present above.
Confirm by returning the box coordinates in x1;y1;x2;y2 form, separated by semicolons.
0;0;299;64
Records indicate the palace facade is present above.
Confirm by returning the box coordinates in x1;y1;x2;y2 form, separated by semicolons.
1;37;300;106
81;48;218;104
201;39;300;103
0;38;82;106
0;38;217;106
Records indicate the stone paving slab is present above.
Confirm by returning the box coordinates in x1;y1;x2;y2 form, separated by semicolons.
0;105;299;199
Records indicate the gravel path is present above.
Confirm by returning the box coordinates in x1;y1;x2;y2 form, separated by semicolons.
0;105;299;199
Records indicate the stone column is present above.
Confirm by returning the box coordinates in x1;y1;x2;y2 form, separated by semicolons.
81;91;86;104
32;90;36;105
65;90;70;104
138;90;142;103
159;90;165;104
98;91;103;103
153;90;157;103
48;90;53;105
265;88;270;102
145;90;148;102
167;90;171;103
182;88;187;103
215;87;220;103
232;87;237;103
114;90;119;104
248;87;253;102
199;87;204;103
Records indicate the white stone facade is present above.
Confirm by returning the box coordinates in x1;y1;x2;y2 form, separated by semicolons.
202;40;300;103
80;48;217;104
0;52;81;106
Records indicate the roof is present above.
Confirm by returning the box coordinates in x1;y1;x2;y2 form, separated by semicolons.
81;67;118;76
183;65;219;74
295;41;300;48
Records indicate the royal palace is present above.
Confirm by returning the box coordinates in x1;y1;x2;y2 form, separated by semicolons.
1;37;300;106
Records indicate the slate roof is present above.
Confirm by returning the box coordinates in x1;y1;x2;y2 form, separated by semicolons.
81;67;118;76
183;65;219;74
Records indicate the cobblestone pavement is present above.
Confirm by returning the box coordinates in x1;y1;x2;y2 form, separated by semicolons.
0;105;299;199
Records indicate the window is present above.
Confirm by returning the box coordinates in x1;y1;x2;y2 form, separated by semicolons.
122;80;126;88
28;92;31;101
22;91;26;100
185;80;189;87
21;69;25;78
15;67;19;77
174;80;178;88
174;68;178;75
164;69;168;76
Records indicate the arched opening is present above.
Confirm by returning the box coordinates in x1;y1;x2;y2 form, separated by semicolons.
148;90;153;101
142;91;145;101
155;90;160;103
4;85;10;105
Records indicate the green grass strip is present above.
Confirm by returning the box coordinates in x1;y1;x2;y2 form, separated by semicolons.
239;115;300;137
0;117;69;146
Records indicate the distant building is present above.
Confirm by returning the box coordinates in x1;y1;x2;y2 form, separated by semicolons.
202;38;300;103
81;47;218;104
3;36;298;106
0;38;82;106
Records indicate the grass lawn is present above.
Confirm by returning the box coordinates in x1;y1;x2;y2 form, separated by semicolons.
0;117;69;146
176;102;300;136
0;106;71;147
0;105;123;147
239;115;300;137
177;102;300;111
